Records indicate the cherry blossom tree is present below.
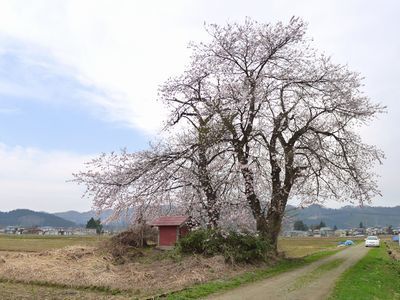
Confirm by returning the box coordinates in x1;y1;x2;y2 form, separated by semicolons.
74;17;384;251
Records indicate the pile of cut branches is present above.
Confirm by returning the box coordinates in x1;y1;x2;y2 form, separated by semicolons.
104;224;158;264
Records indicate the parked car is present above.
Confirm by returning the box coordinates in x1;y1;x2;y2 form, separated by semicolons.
365;236;380;247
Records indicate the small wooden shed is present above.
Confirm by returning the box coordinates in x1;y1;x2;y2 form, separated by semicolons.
150;216;189;247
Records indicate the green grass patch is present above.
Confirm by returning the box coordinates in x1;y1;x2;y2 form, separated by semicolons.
330;243;400;300
160;249;339;299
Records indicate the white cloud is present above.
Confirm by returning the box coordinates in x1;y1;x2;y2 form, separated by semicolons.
0;144;94;212
0;0;202;133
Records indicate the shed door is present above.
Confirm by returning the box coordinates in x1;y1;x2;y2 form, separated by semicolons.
159;226;178;246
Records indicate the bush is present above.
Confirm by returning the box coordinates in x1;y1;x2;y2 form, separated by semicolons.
176;228;272;264
221;231;271;264
176;228;208;254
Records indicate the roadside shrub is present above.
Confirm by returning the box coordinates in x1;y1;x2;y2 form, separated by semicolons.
221;230;271;264
176;228;209;254
176;228;272;264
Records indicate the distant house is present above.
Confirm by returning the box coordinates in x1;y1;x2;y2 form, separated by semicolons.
22;228;43;235
43;229;59;236
4;226;19;234
366;227;383;236
351;227;366;236
150;216;190;248
72;228;97;236
312;229;321;237
334;229;347;237
58;229;73;236
283;230;310;237
320;227;335;237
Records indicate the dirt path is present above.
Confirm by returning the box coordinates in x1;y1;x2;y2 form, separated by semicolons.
208;243;370;300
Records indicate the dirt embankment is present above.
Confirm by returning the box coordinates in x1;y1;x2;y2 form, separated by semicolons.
385;240;400;260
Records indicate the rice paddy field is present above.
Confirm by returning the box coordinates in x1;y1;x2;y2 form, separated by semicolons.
0;234;107;252
278;236;363;258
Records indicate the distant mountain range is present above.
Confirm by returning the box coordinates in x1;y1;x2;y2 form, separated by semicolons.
53;209;113;226
0;209;76;228
1;205;399;229
286;204;400;229
53;209;130;227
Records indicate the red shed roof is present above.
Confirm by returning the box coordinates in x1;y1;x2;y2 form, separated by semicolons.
150;216;189;226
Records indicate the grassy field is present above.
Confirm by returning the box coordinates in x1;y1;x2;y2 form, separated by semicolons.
0;234;360;299
0;234;106;252
278;236;361;257
330;241;400;300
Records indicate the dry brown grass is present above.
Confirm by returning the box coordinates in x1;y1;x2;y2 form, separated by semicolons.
0;281;127;300
0;245;255;297
102;226;158;264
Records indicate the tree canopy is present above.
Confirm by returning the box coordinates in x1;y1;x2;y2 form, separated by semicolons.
293;220;308;231
86;217;103;234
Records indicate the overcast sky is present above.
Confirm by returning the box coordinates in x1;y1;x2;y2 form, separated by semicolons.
0;0;399;212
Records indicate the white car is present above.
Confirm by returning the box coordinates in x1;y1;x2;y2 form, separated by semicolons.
365;236;380;247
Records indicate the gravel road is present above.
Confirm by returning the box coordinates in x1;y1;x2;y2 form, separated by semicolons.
207;243;370;300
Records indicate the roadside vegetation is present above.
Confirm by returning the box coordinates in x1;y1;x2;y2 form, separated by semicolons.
176;229;272;264
330;241;400;300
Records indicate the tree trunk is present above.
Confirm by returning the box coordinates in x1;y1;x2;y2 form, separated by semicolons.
264;208;284;253
264;190;290;252
198;135;220;229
